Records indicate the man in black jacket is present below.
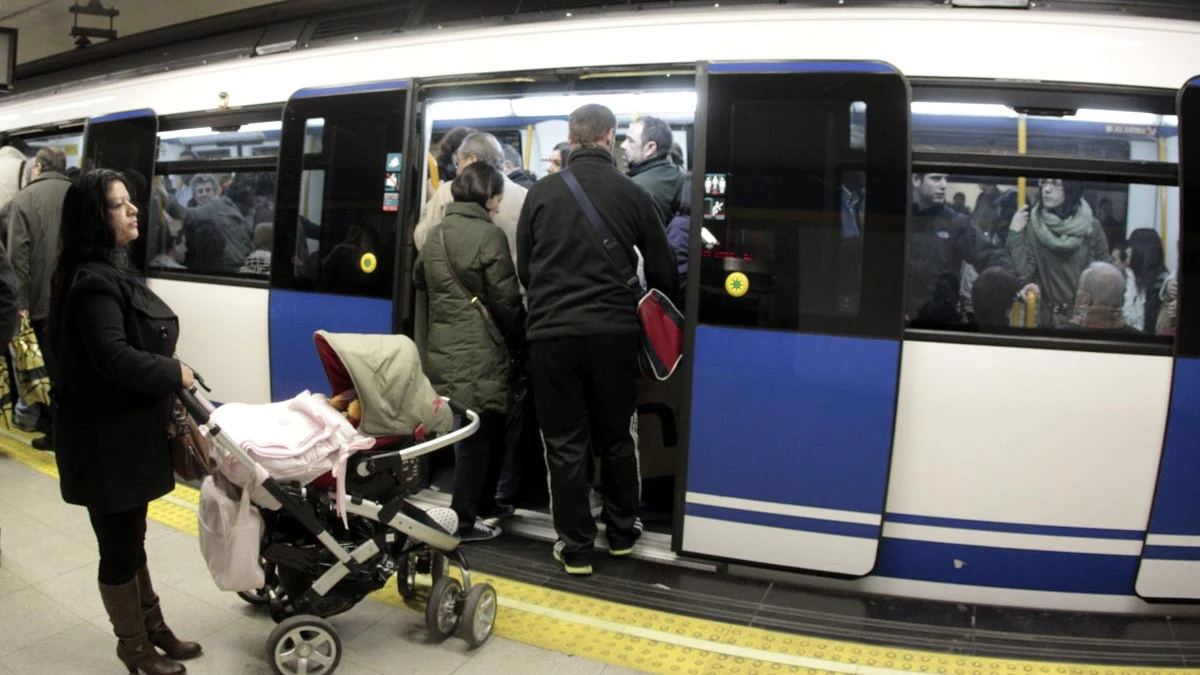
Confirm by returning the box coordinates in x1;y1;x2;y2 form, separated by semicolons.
907;173;1021;324
517;104;677;575
622;116;686;228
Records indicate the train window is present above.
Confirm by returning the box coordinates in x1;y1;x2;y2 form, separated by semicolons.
148;170;277;277
24;132;83;169
906;174;1179;339
698;71;908;339
156;122;281;162
274;90;405;299
912;103;1179;162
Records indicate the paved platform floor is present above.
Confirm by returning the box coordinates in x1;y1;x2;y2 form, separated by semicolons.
0;451;639;675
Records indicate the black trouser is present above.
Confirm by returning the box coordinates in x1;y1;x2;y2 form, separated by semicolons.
88;504;149;585
531;334;641;562
451;410;507;532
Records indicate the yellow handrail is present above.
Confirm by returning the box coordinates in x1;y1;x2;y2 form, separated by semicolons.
427;153;441;191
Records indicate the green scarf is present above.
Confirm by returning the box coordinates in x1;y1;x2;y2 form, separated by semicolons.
1029;199;1095;253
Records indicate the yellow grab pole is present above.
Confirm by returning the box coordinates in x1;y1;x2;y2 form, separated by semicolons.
1017;114;1028;208
427;153;440;191
1159;136;1169;246
524;125;534;170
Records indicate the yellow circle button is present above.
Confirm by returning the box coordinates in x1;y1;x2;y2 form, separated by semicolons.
725;272;749;297
360;252;378;274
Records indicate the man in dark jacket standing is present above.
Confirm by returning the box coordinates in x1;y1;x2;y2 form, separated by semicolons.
907;172;1021;324
8;147;70;450
622;116;685;227
517;104;678;575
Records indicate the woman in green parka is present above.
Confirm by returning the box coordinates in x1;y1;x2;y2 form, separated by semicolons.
415;161;526;541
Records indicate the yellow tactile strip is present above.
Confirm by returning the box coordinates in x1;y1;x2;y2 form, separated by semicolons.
2;433;1196;675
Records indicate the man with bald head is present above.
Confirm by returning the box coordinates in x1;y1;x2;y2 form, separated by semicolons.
414;131;527;262
1064;262;1140;334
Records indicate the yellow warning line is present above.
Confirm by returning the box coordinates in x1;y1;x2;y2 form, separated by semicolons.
2;435;1195;675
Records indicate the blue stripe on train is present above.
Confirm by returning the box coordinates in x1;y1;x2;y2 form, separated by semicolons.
885;513;1146;541
686;503;880;540
1142;545;1200;561
268;290;392;401
709;61;896;74
687;325;900;515
90;108;155;123
292;80;409;99
1146;358;1200;536
874;538;1139;595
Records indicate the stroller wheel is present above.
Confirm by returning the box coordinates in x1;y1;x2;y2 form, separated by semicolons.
238;557;278;605
238;587;271;606
458;583;497;648
239;561;278;606
266;615;342;675
425;577;462;640
396;553;418;600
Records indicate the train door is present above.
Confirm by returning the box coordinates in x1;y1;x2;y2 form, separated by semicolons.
271;82;412;399
406;69;696;536
83;109;158;271
1135;78;1200;600
678;62;910;575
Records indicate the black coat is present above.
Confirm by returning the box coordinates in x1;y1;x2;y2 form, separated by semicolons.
907;203;1015;321
52;260;184;514
516;146;678;341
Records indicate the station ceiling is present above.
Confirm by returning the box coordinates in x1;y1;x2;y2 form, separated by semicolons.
2;0;282;63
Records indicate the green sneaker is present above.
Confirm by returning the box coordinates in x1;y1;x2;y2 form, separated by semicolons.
552;541;593;576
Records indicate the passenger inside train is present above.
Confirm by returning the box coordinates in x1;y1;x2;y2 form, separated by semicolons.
412;87;697;537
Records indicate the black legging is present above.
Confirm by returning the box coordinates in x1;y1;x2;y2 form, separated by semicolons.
88;504;148;585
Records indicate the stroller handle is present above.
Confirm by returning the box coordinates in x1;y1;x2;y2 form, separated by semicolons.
365;397;480;464
178;388;480;469
178;386;215;426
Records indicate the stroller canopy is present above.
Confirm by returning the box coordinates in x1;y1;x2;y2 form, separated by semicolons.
314;330;454;438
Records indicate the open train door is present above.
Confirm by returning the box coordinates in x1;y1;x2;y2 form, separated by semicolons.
82;109;158;271
1135;77;1200;600
270;82;412;400
678;62;909;575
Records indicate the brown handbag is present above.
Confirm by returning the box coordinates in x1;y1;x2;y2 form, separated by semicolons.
168;396;211;482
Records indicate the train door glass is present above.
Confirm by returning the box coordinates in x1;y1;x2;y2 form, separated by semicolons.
414;77;696;529
1134;77;1200;601
680;62;909;575
271;83;410;401
149;114;281;279
83;109;158;272
25;131;84;169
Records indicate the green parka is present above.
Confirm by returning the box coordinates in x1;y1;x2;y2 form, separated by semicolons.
415;202;525;414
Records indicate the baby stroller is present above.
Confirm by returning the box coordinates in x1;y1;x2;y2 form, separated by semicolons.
185;331;497;675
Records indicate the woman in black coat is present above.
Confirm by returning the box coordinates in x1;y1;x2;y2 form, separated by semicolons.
50;169;201;675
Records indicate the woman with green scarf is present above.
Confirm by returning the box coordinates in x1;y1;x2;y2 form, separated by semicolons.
1007;179;1109;328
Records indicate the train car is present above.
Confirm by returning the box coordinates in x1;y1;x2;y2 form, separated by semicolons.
1;0;1198;615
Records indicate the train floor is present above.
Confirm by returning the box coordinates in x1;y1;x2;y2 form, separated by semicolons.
2;429;1199;675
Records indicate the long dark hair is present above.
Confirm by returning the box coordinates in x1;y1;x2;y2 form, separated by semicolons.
436;126;476;182
1127;227;1166;294
49;169;130;349
1039;179;1086;220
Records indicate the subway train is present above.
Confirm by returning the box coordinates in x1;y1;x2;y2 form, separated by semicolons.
1;1;1198;615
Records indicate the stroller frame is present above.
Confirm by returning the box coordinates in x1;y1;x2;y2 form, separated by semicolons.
182;388;496;675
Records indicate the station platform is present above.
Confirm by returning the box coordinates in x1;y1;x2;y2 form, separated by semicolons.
1;430;1198;675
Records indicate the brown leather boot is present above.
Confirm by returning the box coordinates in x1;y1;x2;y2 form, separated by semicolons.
99;578;186;675
136;566;202;660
